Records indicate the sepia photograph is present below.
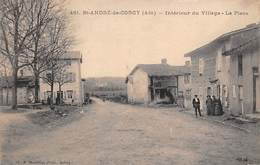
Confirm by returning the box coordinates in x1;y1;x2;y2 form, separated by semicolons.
0;0;259;164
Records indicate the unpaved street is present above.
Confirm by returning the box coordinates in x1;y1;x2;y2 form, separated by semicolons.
2;99;260;165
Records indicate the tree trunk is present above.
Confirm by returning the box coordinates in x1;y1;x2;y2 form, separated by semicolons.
50;68;55;110
58;83;62;105
34;73;40;103
6;84;9;105
11;68;18;110
50;81;54;109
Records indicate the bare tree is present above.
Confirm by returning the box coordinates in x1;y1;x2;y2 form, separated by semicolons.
40;14;73;108
0;0;73;109
55;63;71;105
0;57;11;105
0;0;37;109
25;0;68;103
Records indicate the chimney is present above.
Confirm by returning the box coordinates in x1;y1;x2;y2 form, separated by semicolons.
161;58;167;65
185;60;191;66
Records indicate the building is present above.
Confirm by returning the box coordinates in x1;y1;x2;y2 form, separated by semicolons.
83;77;127;98
126;59;190;105
40;51;84;105
0;57;35;105
223;24;260;114
176;62;192;109
0;76;35;105
185;23;260;115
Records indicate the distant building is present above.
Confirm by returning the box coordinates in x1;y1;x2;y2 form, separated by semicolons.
185;23;260;115
83;77;127;98
40;51;84;105
126;59;190;105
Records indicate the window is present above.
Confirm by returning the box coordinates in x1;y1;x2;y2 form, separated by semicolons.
20;69;24;77
159;89;167;99
67;73;76;83
184;74;190;84
216;51;222;72
217;85;221;98
207;87;212;96
67;90;73;99
66;60;71;66
221;44;226;54
199;87;203;97
238;86;243;100
199;58;204;75
238;55;243;76
222;85;228;97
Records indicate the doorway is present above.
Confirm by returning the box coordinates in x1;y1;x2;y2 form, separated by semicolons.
56;91;63;104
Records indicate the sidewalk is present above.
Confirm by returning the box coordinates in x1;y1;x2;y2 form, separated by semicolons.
181;108;260;135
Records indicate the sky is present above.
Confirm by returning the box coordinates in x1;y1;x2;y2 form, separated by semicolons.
65;0;260;78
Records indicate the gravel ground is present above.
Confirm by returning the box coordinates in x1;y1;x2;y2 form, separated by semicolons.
1;100;260;165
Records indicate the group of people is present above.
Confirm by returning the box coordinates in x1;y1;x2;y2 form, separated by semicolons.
206;95;224;116
192;95;224;118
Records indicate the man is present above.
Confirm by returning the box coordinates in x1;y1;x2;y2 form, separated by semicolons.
192;95;202;117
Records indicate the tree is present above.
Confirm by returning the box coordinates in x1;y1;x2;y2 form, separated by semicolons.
25;0;68;103
55;63;71;105
0;0;37;109
40;14;73;108
0;0;73;109
0;57;11;105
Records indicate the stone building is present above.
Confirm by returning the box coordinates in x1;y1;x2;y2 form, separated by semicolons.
185;23;260;115
223;24;260;114
126;59;190;106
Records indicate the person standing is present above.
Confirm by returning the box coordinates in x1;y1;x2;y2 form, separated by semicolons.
192;95;202;117
212;95;217;115
206;95;213;115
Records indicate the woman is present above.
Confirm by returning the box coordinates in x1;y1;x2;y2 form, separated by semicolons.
206;95;213;115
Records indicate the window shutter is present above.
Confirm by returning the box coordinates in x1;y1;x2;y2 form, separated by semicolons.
232;85;236;98
199;58;204;75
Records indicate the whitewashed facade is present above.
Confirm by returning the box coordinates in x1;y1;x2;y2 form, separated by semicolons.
40;51;84;105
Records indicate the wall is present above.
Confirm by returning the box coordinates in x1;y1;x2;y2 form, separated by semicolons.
178;74;192;108
190;49;218;110
229;49;260;114
0;87;32;105
127;69;149;104
40;59;83;105
190;41;233;111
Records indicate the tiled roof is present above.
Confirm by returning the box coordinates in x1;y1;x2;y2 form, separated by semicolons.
128;64;190;77
0;76;34;88
184;23;260;57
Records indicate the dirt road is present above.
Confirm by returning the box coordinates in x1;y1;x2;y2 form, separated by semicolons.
1;99;260;165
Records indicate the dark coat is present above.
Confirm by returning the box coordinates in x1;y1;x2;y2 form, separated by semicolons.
192;98;200;108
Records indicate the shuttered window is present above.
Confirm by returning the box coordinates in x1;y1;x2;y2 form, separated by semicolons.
238;55;243;76
199;58;204;75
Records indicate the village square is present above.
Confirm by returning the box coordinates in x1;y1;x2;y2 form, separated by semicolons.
0;0;260;165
